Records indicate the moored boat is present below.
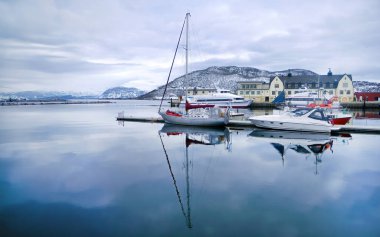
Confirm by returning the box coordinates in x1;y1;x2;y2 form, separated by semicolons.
185;89;253;110
158;13;230;127
248;108;333;133
158;107;228;127
326;111;352;125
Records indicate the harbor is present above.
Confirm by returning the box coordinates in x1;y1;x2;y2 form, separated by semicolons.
2;99;380;237
116;112;380;134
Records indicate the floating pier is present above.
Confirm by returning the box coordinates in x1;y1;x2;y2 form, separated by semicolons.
117;115;164;123
116;115;380;134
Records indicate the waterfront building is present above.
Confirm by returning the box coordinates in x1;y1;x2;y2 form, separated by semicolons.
237;81;270;102
237;69;354;102
354;92;380;101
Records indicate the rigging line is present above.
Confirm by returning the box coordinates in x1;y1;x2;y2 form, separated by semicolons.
158;14;187;112
158;133;190;228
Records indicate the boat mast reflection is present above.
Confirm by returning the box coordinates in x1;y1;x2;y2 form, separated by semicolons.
158;124;231;228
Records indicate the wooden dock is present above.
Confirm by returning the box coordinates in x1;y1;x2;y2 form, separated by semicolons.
116;116;380;134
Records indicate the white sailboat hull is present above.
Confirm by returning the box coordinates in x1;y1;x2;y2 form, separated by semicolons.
159;111;226;127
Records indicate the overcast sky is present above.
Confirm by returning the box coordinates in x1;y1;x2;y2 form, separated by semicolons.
0;0;379;93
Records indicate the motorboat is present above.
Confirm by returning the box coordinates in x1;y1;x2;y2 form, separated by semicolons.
248;108;333;133
324;109;352;125
285;90;340;109
185;89;253;110
285;91;320;107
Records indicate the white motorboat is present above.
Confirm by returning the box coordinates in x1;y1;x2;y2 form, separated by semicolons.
185;89;253;110
285;89;340;108
248;108;333;133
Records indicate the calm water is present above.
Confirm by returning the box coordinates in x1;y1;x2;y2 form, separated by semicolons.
1;101;380;237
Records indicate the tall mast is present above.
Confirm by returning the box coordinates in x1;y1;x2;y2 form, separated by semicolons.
158;14;187;112
185;12;190;101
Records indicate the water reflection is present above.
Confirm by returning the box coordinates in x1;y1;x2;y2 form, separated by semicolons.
158;124;231;228
249;129;352;174
160;124;231;149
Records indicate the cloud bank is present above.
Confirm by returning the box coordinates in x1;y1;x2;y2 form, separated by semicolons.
0;0;379;92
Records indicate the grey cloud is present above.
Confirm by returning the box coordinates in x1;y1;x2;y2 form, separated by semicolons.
0;0;379;92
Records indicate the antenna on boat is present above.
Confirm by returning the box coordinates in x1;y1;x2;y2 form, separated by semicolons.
185;13;190;103
158;14;188;113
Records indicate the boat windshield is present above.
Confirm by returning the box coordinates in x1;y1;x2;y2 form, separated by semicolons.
291;108;313;117
308;109;329;121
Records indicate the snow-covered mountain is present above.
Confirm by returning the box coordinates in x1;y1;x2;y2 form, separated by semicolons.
139;66;317;99
100;87;145;99
0;91;98;101
353;81;380;92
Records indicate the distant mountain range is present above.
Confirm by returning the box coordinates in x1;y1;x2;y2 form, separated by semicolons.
0;91;98;101
1;66;379;101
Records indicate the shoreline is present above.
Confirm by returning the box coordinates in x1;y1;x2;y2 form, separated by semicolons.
0;100;113;106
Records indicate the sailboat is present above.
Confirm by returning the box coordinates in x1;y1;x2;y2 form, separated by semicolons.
158;13;229;127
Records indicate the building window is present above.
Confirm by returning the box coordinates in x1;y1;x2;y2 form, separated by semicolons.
257;91;261;95
240;91;243;95
343;83;348;88
275;84;279;88
340;90;344;95
242;85;246;89
329;90;333;95
346;90;351;95
288;91;292;95
246;91;250;95
252;84;257;89
251;91;255;95
272;91;275;95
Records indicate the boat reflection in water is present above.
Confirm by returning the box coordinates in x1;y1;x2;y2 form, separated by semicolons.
158;124;231;228
248;129;352;174
160;124;231;150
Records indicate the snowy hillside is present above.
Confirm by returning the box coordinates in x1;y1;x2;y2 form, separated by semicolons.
139;66;317;99
353;81;380;92
100;87;145;99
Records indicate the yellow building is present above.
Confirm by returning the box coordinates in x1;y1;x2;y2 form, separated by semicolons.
237;81;271;102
